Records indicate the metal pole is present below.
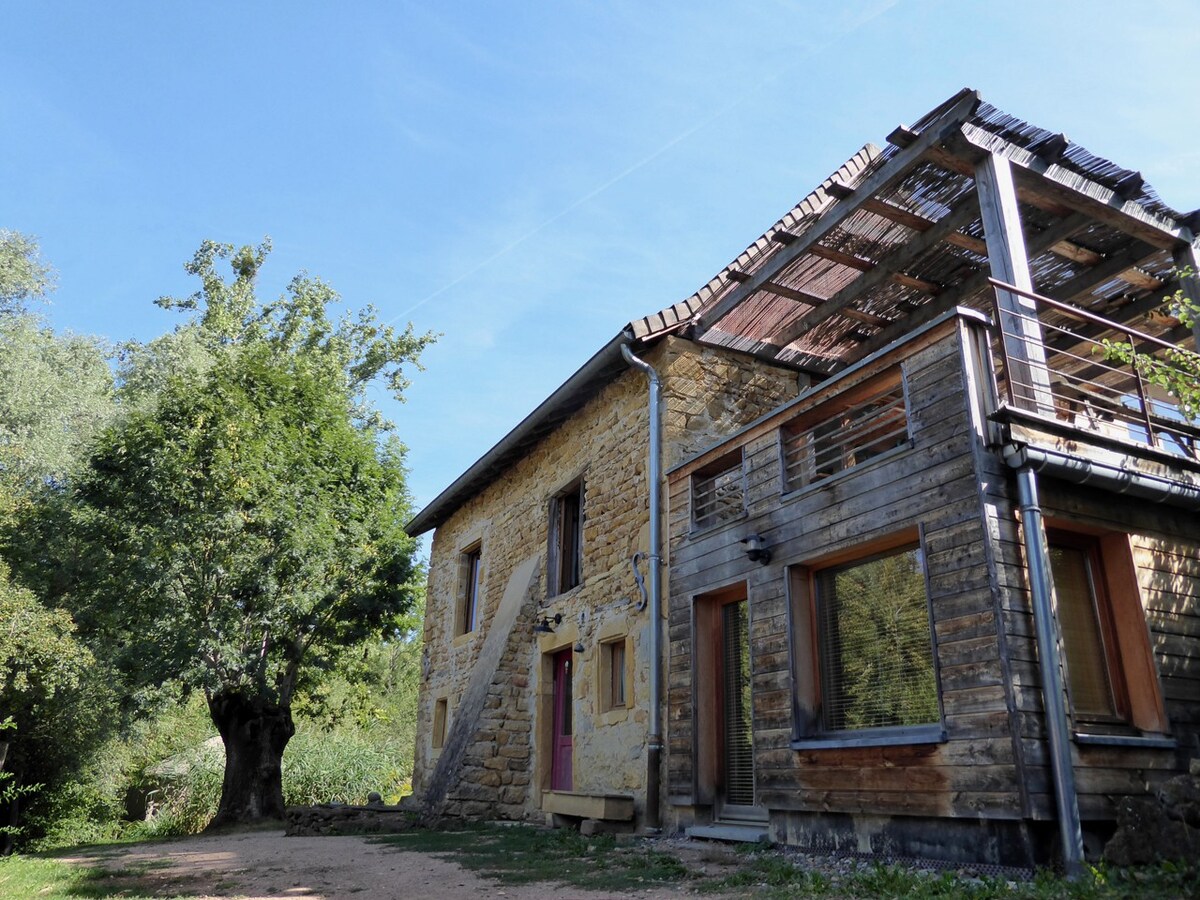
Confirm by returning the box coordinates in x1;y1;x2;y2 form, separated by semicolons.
621;343;663;833
1015;466;1084;875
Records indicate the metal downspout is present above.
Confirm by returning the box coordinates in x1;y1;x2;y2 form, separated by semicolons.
621;343;663;833
1015;466;1084;875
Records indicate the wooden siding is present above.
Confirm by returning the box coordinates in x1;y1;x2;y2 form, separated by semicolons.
667;313;1029;822
668;307;1200;834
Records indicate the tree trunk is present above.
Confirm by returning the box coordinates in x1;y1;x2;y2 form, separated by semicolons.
206;690;295;828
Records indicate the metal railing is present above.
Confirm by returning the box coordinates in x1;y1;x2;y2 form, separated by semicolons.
781;381;909;492
692;460;745;529
988;278;1200;462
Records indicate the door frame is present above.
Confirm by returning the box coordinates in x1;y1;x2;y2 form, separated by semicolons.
692;582;766;823
550;648;574;792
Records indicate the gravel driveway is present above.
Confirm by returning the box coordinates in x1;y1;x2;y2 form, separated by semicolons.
61;829;707;899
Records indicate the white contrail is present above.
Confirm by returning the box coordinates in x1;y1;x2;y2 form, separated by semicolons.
386;3;896;325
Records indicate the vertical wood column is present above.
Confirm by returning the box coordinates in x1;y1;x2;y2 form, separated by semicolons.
976;153;1055;415
1172;241;1200;350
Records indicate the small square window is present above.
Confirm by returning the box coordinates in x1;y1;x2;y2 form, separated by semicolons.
548;480;584;596
691;451;744;530
781;377;908;492
600;638;630;712
456;544;482;636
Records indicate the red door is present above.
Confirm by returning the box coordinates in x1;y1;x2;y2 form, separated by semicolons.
551;649;573;791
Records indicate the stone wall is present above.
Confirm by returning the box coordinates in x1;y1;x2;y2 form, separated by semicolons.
284;803;414;836
411;335;800;826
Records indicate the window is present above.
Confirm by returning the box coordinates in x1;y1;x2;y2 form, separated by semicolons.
456;544;482;636
432;698;448;750
600;637;630;712
781;378;908;492
1046;529;1168;736
789;537;942;745
548;480;583;596
691;451;744;530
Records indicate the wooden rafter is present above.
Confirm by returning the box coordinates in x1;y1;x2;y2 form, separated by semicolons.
950;122;1193;250
693;90;982;335
861;197;989;255
854;217;1152;362
766;197;981;349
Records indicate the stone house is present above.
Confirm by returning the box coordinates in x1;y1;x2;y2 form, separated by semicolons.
405;89;1200;868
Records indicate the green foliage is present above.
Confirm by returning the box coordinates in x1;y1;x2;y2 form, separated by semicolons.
0;720;40;840
0;564;92;704
1100;271;1200;423
819;547;939;731
0;230;54;315
64;344;421;707
0;314;113;528
0;234;430;838
155;239;435;423
0;568;111;847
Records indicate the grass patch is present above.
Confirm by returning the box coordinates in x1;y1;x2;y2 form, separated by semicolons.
382;824;1200;899
0;854;190;900
378;822;691;892
701;846;1200;899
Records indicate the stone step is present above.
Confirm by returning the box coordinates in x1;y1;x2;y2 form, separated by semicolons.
686;823;770;843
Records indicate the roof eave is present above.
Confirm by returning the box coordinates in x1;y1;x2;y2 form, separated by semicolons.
404;330;640;537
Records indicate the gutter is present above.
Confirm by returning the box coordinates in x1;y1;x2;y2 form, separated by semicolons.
1012;466;1084;876
1002;443;1200;511
621;343;664;833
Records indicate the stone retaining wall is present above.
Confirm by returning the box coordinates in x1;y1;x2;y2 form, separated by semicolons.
284;804;415;836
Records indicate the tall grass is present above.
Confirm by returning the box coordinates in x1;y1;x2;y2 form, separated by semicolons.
27;631;421;847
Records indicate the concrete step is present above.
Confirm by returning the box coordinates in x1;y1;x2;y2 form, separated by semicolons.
685;823;769;843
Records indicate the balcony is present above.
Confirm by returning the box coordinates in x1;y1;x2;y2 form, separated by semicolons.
988;278;1200;471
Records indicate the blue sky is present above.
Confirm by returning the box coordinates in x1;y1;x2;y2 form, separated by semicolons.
4;1;1199;524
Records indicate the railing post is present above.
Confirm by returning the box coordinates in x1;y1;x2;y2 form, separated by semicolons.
1126;328;1159;448
976;153;1055;416
989;291;1018;407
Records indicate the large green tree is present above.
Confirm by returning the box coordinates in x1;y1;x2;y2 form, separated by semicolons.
0;231;115;849
59;240;433;826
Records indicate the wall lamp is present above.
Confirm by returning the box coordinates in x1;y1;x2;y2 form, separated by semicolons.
741;533;771;565
534;613;563;635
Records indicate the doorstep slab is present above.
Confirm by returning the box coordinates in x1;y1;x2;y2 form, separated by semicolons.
686;823;769;843
541;790;635;821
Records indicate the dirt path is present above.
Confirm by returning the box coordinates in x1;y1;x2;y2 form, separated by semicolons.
61;829;706;899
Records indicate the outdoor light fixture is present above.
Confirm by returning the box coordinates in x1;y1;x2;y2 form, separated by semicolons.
573;640;586;654
534;613;563;635
741;533;771;565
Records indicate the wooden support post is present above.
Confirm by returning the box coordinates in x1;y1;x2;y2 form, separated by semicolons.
976;153;1055;415
1173;241;1200;351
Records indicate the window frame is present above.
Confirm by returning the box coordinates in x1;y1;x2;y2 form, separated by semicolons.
1045;525;1170;740
431;697;449;750
690;449;746;533
786;528;946;749
455;543;482;636
778;370;912;496
547;478;584;597
599;635;632;714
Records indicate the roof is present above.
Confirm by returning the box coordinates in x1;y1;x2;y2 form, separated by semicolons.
406;87;1198;536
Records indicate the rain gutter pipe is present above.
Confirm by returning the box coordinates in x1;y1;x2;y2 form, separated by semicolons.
621;342;663;833
1013;464;1084;876
1003;442;1200;511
